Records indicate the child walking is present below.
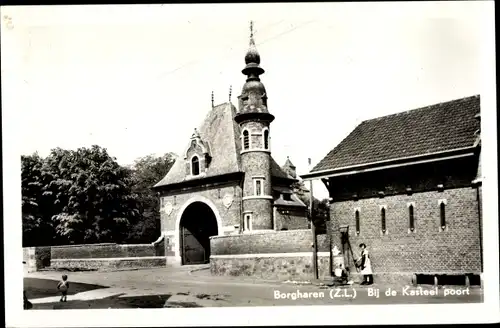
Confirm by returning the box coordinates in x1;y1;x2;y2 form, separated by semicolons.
57;274;69;302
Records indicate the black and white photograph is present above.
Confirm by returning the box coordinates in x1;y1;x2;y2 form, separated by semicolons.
2;1;499;326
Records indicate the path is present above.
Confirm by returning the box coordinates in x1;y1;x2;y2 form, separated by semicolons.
24;266;483;308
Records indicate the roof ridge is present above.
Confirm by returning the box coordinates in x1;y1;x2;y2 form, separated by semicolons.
361;94;480;124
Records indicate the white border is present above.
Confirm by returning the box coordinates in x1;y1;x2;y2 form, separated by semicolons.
4;2;499;327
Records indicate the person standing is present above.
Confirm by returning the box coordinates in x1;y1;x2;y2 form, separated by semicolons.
57;274;69;302
358;243;373;285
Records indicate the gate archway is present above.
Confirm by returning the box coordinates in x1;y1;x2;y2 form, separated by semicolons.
179;201;219;265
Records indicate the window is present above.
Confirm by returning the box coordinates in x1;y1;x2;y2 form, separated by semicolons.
191;156;200;176
355;210;360;234
409;204;415;231
254;179;263;196
243;130;250;150
244;214;253;231
381;207;386;233
440;202;446;229
263;129;269;150
283;193;291;201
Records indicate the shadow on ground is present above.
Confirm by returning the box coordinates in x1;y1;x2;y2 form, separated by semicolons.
30;293;204;309
24;278;109;299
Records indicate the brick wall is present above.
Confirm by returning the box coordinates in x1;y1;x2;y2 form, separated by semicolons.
211;230;316;255
274;207;309;231
330;187;481;274
160;184;242;232
50;257;166;271
51;243;161;259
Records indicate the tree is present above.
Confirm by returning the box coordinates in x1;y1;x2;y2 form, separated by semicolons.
292;179;330;234
127;153;176;243
42;145;140;244
21;153;55;246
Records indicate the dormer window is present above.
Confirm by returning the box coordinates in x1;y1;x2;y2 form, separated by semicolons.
283;193;291;201
191;156;200;176
263;128;269;150
243;130;250;150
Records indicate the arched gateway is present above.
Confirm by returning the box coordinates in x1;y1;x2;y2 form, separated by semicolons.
179;201;219;265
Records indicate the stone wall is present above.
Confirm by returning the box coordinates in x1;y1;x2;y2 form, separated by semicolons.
51;243;163;260
50;257;166;271
210;254;331;281
210;230;332;281
330;187;482;278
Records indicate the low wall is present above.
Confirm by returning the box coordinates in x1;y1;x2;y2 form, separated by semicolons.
210;253;331;281
211;230;330;255
50;256;166;271
210;230;332;281
51;243;164;259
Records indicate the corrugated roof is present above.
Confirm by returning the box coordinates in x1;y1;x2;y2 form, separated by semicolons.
311;95;480;173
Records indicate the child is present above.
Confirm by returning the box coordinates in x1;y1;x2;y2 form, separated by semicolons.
57;274;69;302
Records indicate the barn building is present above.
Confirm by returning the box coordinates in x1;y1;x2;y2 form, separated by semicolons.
152;27;309;267
302;95;483;285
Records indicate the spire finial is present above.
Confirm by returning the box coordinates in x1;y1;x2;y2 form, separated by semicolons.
211;90;214;108
229;85;232;102
250;20;254;39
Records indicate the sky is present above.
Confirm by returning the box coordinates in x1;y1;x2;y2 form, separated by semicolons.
2;1;494;199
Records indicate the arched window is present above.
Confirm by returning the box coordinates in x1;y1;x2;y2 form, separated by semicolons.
263;129;269;150
440;202;446;229
355;210;360;234
381;207;386;233
409;204;415;231
243;130;250;150
191;156;200;176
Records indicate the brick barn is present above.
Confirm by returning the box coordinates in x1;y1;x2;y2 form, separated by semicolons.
302;95;482;286
152;27;309;267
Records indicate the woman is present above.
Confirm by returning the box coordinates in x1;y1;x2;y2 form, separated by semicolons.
358;243;374;285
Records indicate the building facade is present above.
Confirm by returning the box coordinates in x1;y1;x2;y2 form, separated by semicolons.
302;95;483;285
153;29;308;266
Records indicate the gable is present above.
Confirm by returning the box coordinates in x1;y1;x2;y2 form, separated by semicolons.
154;103;242;188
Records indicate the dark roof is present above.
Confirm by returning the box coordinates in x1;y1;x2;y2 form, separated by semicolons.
154;102;295;188
310;95;480;173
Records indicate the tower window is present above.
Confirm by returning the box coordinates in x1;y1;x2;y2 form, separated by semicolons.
355;209;360;234
263;129;269;150
191;156;200;176
440;202;446;229
381;207;386;233
243;130;250;150
409;204;415;231
244;214;253;231
254;179;263;196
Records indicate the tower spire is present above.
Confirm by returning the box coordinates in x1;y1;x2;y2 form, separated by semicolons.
229;85;232;102
211;90;214;108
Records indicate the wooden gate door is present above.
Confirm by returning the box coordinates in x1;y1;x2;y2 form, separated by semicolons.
181;226;206;265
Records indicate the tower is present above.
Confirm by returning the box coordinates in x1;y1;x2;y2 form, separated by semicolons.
235;22;275;231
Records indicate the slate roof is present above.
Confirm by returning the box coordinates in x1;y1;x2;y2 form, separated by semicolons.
310;95;480;174
154;102;295;188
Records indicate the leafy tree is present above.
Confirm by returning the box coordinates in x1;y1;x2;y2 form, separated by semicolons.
127;153;176;243
40;145;140;244
292;179;330;234
21;153;55;246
